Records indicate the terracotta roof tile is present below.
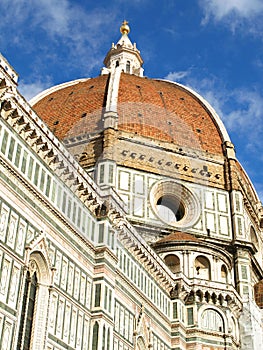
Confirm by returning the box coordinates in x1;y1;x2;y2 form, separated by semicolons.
118;74;223;154
156;231;199;244
32;73;224;155
33;75;109;140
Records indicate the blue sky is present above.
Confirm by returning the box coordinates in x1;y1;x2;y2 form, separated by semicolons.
1;0;263;200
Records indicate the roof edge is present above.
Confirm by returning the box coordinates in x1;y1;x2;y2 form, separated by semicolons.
238;161;262;205
29;78;90;106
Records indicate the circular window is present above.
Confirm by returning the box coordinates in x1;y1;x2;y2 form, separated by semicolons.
149;180;200;229
156;195;185;222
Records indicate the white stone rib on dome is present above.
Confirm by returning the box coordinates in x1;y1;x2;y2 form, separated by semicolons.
239;162;261;204
29;78;90;106
158;79;231;143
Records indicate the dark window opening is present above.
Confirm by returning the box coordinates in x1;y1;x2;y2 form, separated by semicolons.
92;322;99;350
156;195;185;223
17;271;38;350
126;61;131;73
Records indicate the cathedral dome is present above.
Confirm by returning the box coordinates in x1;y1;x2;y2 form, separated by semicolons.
1;20;263;350
31;72;229;156
31;23;230;158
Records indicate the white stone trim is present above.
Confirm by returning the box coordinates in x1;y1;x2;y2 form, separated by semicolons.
105;66;121;113
238;162;261;204
29;78;90;106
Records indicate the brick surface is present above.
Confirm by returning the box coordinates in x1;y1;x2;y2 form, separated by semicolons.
33;75;109;140
33;72;224;155
118;73;224;154
156;231;199;243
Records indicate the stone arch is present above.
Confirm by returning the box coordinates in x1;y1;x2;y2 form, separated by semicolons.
29;250;51;285
230;315;239;341
221;264;228;283
134;305;150;349
126;60;131;73
17;249;51;350
164;254;180;273
98;322;111;350
198;305;227;334
194;255;211;280
137;336;147;350
201;308;225;333
185;290;195;305
92;321;99;350
196;289;203;302
107;327;111;350
201;308;224;332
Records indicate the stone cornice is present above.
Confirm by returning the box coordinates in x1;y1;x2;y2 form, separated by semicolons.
116;220;175;289
0;66;176;290
170;276;243;317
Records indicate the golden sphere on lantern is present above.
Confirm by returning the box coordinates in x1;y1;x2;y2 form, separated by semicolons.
120;20;130;35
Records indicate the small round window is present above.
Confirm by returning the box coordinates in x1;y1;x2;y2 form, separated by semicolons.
150;180;200;229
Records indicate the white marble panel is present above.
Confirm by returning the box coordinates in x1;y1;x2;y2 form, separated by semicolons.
217;193;227;213
219;215;229;236
205;191;215;210
205;212;216;232
119;171;130;191
133;196;144;217
0;204;9;242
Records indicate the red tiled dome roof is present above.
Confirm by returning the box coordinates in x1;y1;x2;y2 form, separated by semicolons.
32;72;227;155
32;75;109;140
156;231;199;244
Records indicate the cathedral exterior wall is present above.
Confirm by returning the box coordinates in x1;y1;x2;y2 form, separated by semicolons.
1;24;263;349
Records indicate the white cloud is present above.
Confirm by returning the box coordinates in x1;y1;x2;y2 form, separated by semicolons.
18;78;52;101
224;90;263;132
165;70;190;82
199;0;263;34
166;70;263;151
201;85;263;140
200;0;263;22
0;1;117;74
165;69;263;197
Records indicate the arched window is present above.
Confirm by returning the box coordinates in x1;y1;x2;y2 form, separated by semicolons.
17;253;50;350
115;61;119;67
126;61;131;73
107;327;110;350
201;309;224;332
195;256;211;280
137;336;146;350
102;325;106;350
92;321;99;350
231;316;238;340
164;254;180;273
17;271;37;350
221;265;228;283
